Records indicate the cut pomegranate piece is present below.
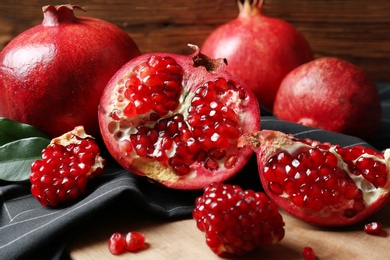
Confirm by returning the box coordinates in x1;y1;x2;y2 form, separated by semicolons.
98;45;260;189
30;126;106;206
193;182;284;256
238;130;390;226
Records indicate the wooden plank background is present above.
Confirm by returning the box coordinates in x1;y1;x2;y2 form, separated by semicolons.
1;0;389;81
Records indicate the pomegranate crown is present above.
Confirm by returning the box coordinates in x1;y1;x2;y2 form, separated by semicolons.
42;4;86;26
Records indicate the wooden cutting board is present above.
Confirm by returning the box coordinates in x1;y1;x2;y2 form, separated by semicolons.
68;201;390;259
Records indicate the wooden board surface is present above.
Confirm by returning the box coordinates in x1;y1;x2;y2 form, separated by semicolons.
1;0;390;81
68;201;390;259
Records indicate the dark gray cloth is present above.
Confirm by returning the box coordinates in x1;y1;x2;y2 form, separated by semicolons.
1;83;389;260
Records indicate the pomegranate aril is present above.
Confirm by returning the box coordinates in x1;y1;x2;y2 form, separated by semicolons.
125;231;146;252
108;232;126;255
204;158;219;171
169;157;191;176
302;246;316;260
364;222;386;236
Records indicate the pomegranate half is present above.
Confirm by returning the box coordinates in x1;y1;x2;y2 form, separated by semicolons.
238;130;390;226
98;45;260;190
0;4;141;138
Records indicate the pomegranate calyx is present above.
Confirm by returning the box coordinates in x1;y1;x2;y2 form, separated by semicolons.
42;4;85;26
237;0;265;17
189;44;227;73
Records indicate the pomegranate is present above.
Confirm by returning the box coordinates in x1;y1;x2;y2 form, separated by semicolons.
273;57;381;141
0;4;141;138
201;0;313;110
98;45;260;190
238;130;390;226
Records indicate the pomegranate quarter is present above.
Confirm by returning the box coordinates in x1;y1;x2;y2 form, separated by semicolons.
238;130;390;226
98;45;260;189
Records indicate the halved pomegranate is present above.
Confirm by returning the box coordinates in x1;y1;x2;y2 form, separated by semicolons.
98;45;260;189
238;130;390;226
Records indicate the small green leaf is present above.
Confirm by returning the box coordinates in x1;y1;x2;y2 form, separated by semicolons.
0;117;49;146
0;137;50;181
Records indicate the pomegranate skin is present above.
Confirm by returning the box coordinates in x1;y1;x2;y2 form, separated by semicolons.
98;45;261;190
201;0;313;110
273;57;381;141
0;4;141;138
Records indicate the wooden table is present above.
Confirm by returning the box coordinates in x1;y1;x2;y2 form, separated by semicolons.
68;202;390;259
1;0;390;82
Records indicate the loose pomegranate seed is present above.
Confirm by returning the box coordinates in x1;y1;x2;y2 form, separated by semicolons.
125;231;146;251
302;246;316;260
108;232;126;255
364;222;387;237
108;231;146;255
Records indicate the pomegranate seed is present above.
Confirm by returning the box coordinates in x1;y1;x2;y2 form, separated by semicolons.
302;246;316;260
108;232;126;255
125;231;146;251
364;222;387;236
204;158;219;171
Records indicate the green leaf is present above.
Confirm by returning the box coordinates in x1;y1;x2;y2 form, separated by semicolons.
0;118;51;182
0;117;49;146
0;137;50;182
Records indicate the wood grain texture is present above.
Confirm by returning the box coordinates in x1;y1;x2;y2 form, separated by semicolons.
0;0;389;80
68;202;390;259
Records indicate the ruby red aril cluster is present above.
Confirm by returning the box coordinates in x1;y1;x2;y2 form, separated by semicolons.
264;142;388;219
121;56;183;118
108;231;146;255
30;139;104;206
110;55;246;177
335;146;387;188
193;182;285;256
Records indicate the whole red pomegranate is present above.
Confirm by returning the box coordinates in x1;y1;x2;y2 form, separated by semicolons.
201;0;313;110
238;130;390;226
273;57;381;140
98;45;260;190
0;4;141;138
